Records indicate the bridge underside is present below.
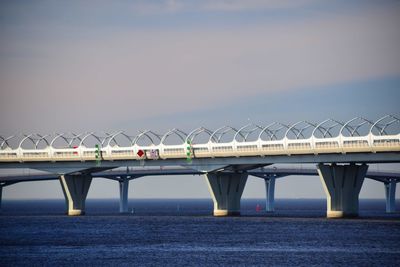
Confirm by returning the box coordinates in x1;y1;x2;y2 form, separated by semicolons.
0;152;399;174
0;163;398;217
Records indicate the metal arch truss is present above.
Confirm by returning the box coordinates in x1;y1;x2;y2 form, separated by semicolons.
209;126;243;143
312;119;345;138
0;115;399;150
285;121;317;140
49;133;83;148
234;123;264;142
132;130;162;146
370;115;399;136
340;117;375;137
161;128;187;145
107;131;134;147
258;122;289;141
186;127;217;144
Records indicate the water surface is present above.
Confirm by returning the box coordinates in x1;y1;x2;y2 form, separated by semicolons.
1;199;399;266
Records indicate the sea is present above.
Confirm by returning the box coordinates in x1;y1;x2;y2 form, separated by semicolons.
1;199;399;266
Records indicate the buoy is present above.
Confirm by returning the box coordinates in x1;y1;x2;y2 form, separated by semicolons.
256;204;261;212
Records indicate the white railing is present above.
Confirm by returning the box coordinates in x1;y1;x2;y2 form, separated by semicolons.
0;133;399;162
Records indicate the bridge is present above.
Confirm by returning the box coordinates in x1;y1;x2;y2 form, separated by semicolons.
1;115;399;218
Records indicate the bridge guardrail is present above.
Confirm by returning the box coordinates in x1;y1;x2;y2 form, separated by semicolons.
0;133;399;162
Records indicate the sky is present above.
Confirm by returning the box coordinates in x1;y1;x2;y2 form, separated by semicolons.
1;0;399;200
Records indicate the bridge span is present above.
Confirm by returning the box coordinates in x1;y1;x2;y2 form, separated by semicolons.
1;115;399;218
1;166;399;215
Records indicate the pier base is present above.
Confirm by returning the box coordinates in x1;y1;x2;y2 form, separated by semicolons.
119;178;129;213
205;172;248;216
59;174;92;216
264;177;276;212
385;180;396;213
317;163;367;218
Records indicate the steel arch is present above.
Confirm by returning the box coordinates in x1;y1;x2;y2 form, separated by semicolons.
312;119;345;138
340;117;374;137
284;121;317;140
186;127;216;144
161;128;188;145
133;130;162;146
2;115;399;151
107;131;134;147
50;133;84;148
234;123;263;142
258;122;290;141
34;134;50;148
1;135;16;149
370;115;399;136
209;126;243;143
79;132;103;147
18;134;36;149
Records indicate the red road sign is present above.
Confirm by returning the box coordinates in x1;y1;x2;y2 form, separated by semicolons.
137;150;144;157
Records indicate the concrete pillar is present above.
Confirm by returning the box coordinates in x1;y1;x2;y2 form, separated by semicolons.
385;180;396;213
0;185;2;210
205;172;248;216
119;177;129;213
317;163;368;218
264;177;276;212
59;174;92;216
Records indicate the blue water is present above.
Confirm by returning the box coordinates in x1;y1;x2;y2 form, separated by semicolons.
1;199;399;266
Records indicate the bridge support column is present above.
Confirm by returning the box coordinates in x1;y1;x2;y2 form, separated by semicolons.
119;178;129;213
0;185;2;210
317;163;367;218
385;180;396;213
205;172;248;216
264;177;275;212
59;174;92;216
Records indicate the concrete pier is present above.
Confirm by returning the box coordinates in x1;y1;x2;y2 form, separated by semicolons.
59;174;92;216
385;180;396;213
119;177;129;213
264;177;276;212
0;185;2;210
205;172;248;216
317;163;368;218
